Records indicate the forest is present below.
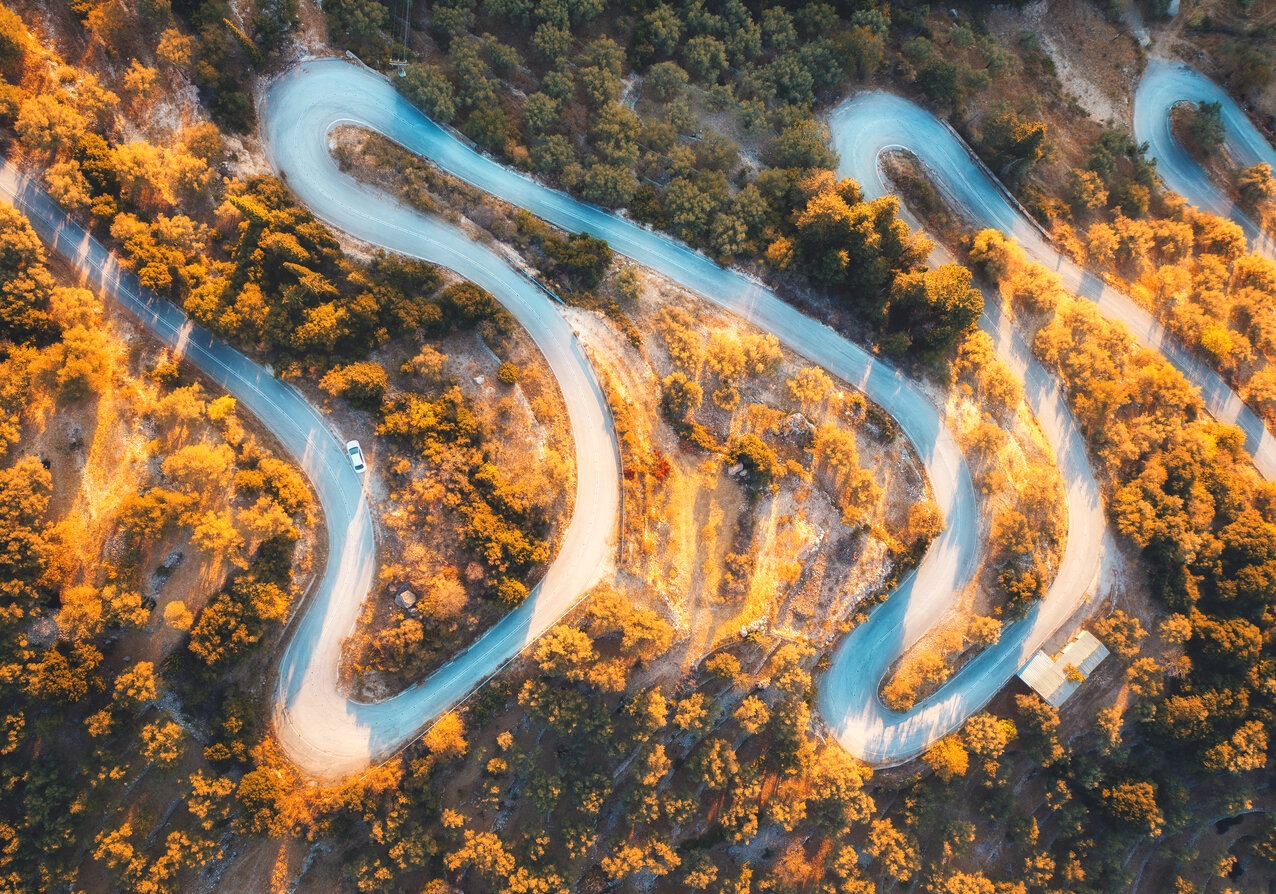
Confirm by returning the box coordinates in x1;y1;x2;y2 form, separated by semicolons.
2;0;1276;891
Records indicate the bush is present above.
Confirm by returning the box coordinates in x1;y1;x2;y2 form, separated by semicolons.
497;577;529;606
543;232;612;288
1184;101;1225;151
319;362;388;409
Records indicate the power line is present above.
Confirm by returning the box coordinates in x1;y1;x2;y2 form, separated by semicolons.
390;0;411;71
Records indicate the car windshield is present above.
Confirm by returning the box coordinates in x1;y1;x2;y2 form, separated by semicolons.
349;446;358;454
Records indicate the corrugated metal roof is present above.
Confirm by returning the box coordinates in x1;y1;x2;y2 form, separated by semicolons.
1062;630;1109;676
1017;629;1110;708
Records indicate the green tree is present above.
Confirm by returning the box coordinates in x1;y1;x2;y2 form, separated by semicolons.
399;64;457;123
1185;101;1225;151
885;263;983;361
981;107;1049;182
633;3;683;62
645;61;688;101
682;36;727;84
324;0;388;53
764;119;836;170
543;233;612;287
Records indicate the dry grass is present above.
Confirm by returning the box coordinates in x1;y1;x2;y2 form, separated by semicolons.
577;267;929;671
335;321;576;699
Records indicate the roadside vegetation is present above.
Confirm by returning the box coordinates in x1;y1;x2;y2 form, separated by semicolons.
3;0;1276;891
971;226;1276;890
0;203;317;890
338;276;576;695
342;116;1072;715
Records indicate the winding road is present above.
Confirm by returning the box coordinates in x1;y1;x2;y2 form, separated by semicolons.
4;54;1270;778
819;63;1276;762
261;59;978;777
1135;58;1276;257
830;92;1276;481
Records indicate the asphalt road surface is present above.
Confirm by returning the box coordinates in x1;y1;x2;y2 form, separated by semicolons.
819;97;1106;765
11;56;1268;778
818;74;1276;761
260;58;979;776
830;92;1276;481
1135;59;1276;258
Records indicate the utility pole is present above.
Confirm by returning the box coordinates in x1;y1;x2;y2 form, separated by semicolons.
389;0;411;75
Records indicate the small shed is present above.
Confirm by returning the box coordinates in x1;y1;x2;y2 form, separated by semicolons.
1017;629;1110;708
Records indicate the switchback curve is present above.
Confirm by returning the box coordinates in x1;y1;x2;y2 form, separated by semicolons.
261;58;980;775
1135;59;1276;257
819;82;1276;760
830;92;1276;481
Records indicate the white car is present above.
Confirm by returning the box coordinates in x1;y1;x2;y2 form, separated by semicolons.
345;440;367;474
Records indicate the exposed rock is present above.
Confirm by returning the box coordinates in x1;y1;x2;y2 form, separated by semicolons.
158;550;184;574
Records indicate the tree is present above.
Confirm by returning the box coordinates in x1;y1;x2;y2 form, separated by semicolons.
734;695;770;735
524;20;568;61
924;735;970;781
633;3;683;62
140;720;184;766
399;64;456;123
867;818;919;883
787;366;833;409
885;264;983;361
791;179;928;298
325;0;388;53
1204;720;1268;774
123;61;159;109
430;1;475;46
15;94;87;157
0;455;53;591
1090;610;1146;660
542;233;612;288
807;745;873;830
915;59;964;108
1101;780;1164;838
235;766;291;836
0;206;57;345
645;62;688;101
692;738;738;790
1015;693;1063;766
1239;163;1276;208
320;361;388;409
682;36;727;83
765;119;836;170
25;642;102;703
1070;168;1109;212
520;92;557;138
1184;101;1225;152
112;662;157;710
729;434;781;489
0;4;31;83
706;652;741;682
163;600;193;631
962;713;1016;776
981;107;1049;182
581;163;637;208
423;713;467;762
